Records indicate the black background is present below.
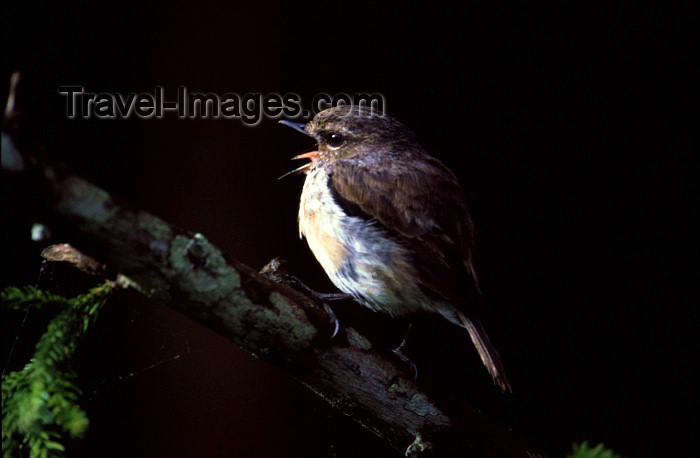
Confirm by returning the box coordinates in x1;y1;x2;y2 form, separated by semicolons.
2;2;696;457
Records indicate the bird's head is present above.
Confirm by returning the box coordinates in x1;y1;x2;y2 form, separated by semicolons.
279;106;419;178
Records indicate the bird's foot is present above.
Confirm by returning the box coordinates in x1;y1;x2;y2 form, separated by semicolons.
259;260;346;339
289;275;353;302
288;276;350;339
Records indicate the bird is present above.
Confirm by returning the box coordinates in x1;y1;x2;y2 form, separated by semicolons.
280;105;511;392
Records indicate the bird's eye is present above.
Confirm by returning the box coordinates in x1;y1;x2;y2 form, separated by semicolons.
326;132;345;148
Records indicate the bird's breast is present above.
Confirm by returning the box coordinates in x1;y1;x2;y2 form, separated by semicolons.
298;167;428;316
298;168;350;274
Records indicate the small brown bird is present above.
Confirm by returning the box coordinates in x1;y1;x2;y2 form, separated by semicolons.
281;106;511;392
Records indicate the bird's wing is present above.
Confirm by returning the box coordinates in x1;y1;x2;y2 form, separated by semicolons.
326;154;479;303
328;155;512;392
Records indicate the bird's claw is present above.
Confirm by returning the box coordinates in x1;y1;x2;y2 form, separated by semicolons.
323;303;340;339
392;346;418;381
392;323;417;380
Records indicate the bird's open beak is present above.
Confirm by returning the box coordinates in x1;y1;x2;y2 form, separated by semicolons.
278;121;319;179
278;151;320;180
279;120;313;137
291;151;319;161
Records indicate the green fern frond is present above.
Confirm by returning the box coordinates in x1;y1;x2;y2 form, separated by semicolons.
2;281;115;458
1;286;70;312
569;441;623;458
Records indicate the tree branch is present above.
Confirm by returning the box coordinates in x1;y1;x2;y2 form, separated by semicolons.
2;73;544;457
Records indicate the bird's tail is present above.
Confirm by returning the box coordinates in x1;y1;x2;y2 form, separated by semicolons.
456;309;512;393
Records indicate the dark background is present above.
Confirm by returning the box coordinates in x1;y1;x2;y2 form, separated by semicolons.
2;1;696;457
